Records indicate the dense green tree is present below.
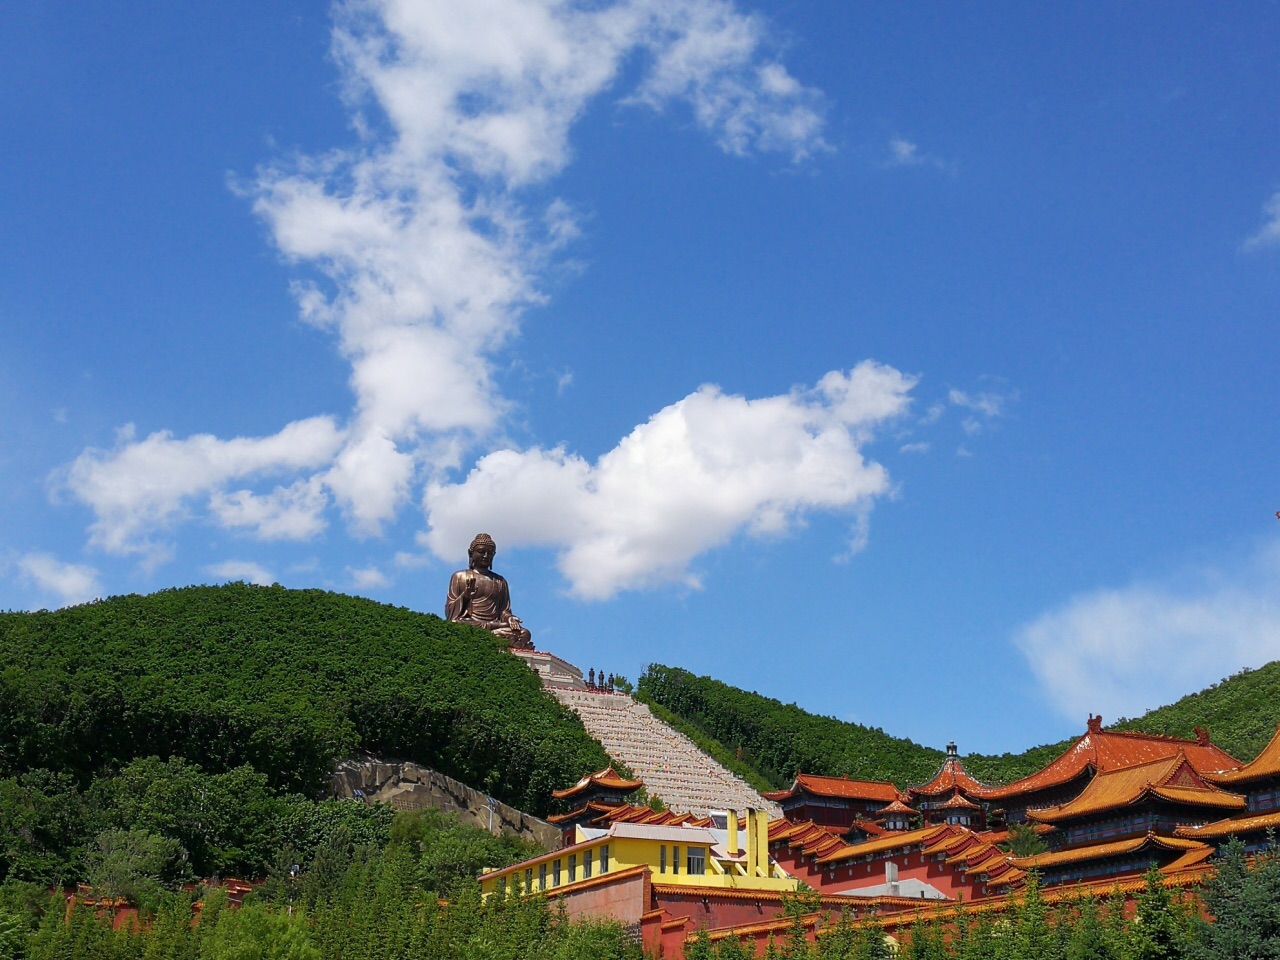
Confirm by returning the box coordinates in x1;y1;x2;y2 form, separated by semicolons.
199;901;320;960
85;828;186;910
1191;838;1280;959
0;584;610;815
1063;894;1122;960
1129;866;1195;960
904;918;947;960
0;771;88;885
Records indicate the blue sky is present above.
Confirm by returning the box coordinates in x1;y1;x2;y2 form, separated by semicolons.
2;1;1278;757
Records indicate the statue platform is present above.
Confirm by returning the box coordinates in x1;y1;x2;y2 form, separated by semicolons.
510;648;586;691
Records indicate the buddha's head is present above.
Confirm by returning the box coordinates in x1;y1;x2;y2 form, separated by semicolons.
468;533;497;572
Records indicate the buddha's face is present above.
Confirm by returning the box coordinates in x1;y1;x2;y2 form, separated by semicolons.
470;542;496;571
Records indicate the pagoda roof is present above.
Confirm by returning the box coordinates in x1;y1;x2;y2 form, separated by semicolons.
910;746;989;799
974;716;1240;803
817;824;953;866
937;792;982;811
879;799;916;815
762;773;901;804
1009;833;1210;871
847;817;889;838
1206;723;1280;787
546;800;625;824
1175;808;1280;841
550;765;644;800
1026;754;1245;825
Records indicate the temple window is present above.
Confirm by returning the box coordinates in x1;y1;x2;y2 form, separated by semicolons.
568;854;577;882
525;868;532;892
673;846;680;875
583;851;592;879
539;863;547;890
553;860;561;887
660;845;667;873
687;847;706;875
600;845;610;874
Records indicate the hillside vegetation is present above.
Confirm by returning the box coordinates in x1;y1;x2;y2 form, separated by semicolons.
0;584;609;813
637;661;1280;790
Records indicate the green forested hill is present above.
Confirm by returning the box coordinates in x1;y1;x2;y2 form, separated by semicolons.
637;660;1280;791
0;584;608;814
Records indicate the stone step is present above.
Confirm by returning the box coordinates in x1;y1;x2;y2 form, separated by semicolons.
547;687;779;819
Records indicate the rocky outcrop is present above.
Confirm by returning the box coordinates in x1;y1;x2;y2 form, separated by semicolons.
331;756;560;850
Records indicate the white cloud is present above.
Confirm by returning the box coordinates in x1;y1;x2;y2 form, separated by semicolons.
17;553;102;607
347;565;390;590
948;386;1014;438
885;137;953;173
421;361;915;599
1243;190;1280;251
899;441;929;454
888;138;921;165
62;0;829;566
59;418;343;560
209;477;329;541
948;387;1006;419
1015;540;1280;723
205;560;275;586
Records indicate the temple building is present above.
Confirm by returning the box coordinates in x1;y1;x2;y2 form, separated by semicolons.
807;824;978;900
1179;722;1280;852
996;752;1243;887
479;807;809;955
762;773;903;829
1025;752;1246;849
908;742;989;828
486;716;1276;957
972;715;1240;823
546;766;644;845
877;799;916;832
1010;834;1215;888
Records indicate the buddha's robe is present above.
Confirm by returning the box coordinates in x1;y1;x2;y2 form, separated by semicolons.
445;569;532;647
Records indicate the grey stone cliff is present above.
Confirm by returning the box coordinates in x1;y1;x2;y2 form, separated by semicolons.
331;755;560;850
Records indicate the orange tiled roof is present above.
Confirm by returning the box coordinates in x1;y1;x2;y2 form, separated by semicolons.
922;832;976;857
946;843;1004;869
771;820;846;859
937;792;982;811
546;800;625;824
763;773;901;804
1009;833;1209;871
1027;754;1245;825
911;751;989;799
849;818;889;837
1175;808;1280;840
583;804;715;829
817;824;953;865
975;716;1241;803
550;765;644;800
879;799;916;815
986;866;1027;887
1163;845;1217;872
972;855;1017;878
1207;723;1280;786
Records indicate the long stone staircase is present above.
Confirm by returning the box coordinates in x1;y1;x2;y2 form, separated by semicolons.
550;688;780;819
